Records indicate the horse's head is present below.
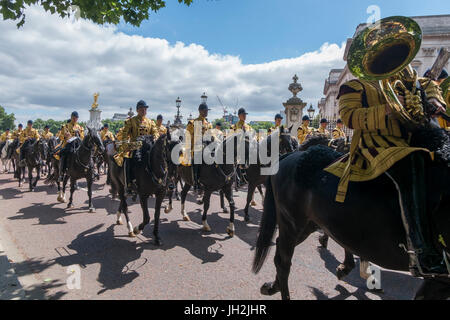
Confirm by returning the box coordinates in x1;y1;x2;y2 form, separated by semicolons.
298;134;330;151
86;127;105;153
37;139;48;160
279;126;297;154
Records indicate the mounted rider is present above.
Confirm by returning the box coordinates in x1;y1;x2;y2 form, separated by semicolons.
0;128;11;142
100;123;115;142
155;115;168;136
231;108;252;133
115;100;159;194
332;119;346;140
325;16;449;276
41;125;54;140
268;114;284;135
316;118;330;136
18;120;40;167
297;115;313;144
56;111;85;181
184;102;213;187
11;124;23;140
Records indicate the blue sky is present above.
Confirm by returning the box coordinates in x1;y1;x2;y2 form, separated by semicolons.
119;0;450;64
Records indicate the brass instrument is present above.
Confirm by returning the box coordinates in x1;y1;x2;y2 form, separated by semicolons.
441;77;450;115
347;16;425;129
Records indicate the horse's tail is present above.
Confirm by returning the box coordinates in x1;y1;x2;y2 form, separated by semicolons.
252;177;277;274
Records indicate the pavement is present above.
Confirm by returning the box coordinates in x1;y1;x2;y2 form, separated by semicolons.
0;172;423;300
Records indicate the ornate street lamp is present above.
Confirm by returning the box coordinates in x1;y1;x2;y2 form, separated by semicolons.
201;92;208;104
307;104;315;119
176;97;181;108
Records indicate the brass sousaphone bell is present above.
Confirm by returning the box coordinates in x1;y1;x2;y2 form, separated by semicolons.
347;16;424;129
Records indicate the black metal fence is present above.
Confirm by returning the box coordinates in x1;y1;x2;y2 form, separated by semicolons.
310;116;353;139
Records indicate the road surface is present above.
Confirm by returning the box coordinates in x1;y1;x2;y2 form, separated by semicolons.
0;172;422;300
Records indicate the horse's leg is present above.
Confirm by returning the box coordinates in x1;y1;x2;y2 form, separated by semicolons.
33;166;41;189
224;185;236;237
261;222;313;300
180;183;191;221
134;195;150;237
165;187;173;214
219;190;228;213
87;176;95;213
257;184;264;202
153;190;165;246
67;179;76;209
201;190;213;232
175;179;180;201
244;183;257;223
60;175;69;203
28;165;33;191
336;250;356;280
318;233;329;249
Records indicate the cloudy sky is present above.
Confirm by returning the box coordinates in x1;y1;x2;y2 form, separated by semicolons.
0;1;448;125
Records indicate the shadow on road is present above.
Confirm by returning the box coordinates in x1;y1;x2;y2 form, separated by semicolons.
9;202;80;225
315;244;422;300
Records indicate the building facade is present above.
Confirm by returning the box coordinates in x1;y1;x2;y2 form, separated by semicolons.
318;14;450;120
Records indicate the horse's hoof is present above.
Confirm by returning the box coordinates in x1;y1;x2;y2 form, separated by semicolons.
154;238;163;246
128;232;136;238
183;216;191;222
67;204;74;209
336;264;351;280
164;205;173;214
227;228;235;238
202;223;211;232
133;227;142;236
318;235;328;249
89;208;96;213
197;200;204;205
223;207;229;213
116;220;124;226
251;200;257;207
260;282;279;296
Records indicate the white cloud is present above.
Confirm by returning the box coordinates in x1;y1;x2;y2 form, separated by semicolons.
0;6;346;125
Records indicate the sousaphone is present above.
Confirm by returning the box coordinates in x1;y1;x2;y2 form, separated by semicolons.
347;16;425;128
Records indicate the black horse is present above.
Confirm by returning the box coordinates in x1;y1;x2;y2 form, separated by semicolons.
243;128;298;222
252;127;450;300
109;133;173;245
59;128;104;212
179;135;242;236
18;138;47;192
7;138;26;186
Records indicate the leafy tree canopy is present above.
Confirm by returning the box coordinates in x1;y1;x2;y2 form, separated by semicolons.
0;106;16;132
1;0;193;28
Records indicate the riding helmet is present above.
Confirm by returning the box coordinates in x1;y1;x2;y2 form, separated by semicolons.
302;115;310;122
136;100;149;110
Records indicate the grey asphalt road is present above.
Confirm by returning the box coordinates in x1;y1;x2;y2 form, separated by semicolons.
0;172;422;300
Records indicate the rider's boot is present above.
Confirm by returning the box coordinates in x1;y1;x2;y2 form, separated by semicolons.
124;158;136;195
391;153;449;276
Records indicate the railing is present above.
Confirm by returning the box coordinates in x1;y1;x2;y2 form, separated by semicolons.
310;116;353;139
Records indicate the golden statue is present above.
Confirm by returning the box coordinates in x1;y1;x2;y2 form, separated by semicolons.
91;92;100;110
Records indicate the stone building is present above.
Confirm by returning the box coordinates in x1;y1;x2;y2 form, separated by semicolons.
318;14;450;120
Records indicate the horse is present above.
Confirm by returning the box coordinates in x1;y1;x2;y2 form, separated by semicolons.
1;139;13;173
178;134;241;236
243;128;298;223
19;138;48;192
252;126;450;300
7;138;26;186
109;133;173;245
59;128;105;212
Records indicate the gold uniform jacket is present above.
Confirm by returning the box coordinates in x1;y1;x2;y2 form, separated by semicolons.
324;78;446;203
60;122;85;147
316;127;330;136
156;124;167;136
297;124;313;144
19;127;40;144
332;127;346;140
100;129;115;142
41;131;54;140
186;116;213;152
231;121;252;133
0;132;11;142
11;129;23;140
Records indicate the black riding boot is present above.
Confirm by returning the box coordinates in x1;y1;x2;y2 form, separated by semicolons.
388;153;448;276
124;158;136;195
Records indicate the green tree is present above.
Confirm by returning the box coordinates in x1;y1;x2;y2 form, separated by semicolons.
1;0;193;28
0;106;16;131
250;121;274;131
212;118;231;130
102;119;124;134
